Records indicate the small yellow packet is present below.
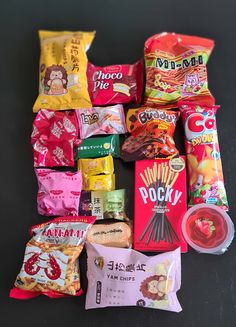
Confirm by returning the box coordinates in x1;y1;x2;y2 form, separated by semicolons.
83;174;115;191
33;30;95;112
78;155;114;176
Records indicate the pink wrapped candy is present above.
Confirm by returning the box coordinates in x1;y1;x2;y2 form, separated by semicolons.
35;169;82;216
86;243;182;312
31;109;78;167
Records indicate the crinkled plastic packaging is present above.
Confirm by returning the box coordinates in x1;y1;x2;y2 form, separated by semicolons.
83;174;115;191
76;104;127;139
33;30;95;112
75;135;120;159
144;32;215;107
86;222;132;248
35;169;82;216
178;102;228;210
86;244;182;312
78;155;114;176
10;216;95;299
79;189;128;220
87;60;143;105
31;109;78;167
121;107;179;161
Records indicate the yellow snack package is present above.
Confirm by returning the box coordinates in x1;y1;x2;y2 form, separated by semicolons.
33;30;95;112
78;155;114;176
83;174;115;191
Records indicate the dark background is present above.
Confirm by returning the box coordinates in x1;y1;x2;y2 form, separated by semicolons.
1;0;236;326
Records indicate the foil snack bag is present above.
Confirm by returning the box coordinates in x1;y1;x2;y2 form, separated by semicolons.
144;32;215;107
31;109;78;167
78;155;114;176
86;243;182;312
35;169;82;216
33;30;95;112
10;216;95;299
178;101;228;210
76;104;127;139
121;107;179;161
87;60;143;105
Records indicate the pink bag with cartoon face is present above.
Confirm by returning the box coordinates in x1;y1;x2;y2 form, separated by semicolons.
86;243;182;312
35;169;82;216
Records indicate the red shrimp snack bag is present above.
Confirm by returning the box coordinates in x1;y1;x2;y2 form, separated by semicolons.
35;169;82;216
144;32;215;107
31;109;78;167
178;102;228;210
85;243;182;312
87;60;143;105
134;158;187;252
76;104;127;139
121;107;179;161
10;216;95;299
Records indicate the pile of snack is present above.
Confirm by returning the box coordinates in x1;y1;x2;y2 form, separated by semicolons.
10;31;234;312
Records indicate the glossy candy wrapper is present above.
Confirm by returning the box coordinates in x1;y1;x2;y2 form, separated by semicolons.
79;189;128;221
31;109;78;167
144;32;215;107
121;107;179;161
76;104;127;139
87;60;143;105
33;30;95;112
178;102;228;210
10;216;95;299
35;169;82;216
75;135;120;159
78;155;114;176
83;174;115;191
85;244;182;312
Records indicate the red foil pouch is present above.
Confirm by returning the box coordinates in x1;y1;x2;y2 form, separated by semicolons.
31;109;78;167
87;60;143;105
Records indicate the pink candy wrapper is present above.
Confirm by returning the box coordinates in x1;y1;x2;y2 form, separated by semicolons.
76;104;127;139
86;243;182;312
31;109;78;167
35;169;82;216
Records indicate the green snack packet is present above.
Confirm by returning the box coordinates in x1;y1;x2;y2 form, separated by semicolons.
79;189;128;221
75;135;120;159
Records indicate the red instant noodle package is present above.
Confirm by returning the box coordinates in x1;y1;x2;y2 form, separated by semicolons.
87;60;143;105
121;107;179;161
144;32;215;107
178;101;228;210
31;109;78;167
10;216;95;299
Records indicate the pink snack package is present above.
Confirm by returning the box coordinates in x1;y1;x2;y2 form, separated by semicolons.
86;243;182;312
87;60;143;106
35;169;82;216
31;109;79;167
76;104;127;139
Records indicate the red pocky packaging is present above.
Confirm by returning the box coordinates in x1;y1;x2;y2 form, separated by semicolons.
87;60;143;105
134;157;188;252
31;109;78;167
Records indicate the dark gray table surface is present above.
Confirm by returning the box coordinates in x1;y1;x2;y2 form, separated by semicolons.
1;0;236;326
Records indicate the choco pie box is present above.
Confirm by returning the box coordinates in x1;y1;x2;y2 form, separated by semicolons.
134;157;188;252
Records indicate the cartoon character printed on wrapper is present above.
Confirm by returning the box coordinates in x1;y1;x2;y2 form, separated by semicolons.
188;146;226;206
43;65;68;95
182;73;202;96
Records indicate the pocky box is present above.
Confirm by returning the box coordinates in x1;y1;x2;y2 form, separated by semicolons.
134;157;187;252
178;101;228;210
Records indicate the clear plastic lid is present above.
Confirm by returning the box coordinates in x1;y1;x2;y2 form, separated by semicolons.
182;204;234;255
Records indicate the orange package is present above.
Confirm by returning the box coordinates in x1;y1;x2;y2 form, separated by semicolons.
33;30;95;112
144;32;215;107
